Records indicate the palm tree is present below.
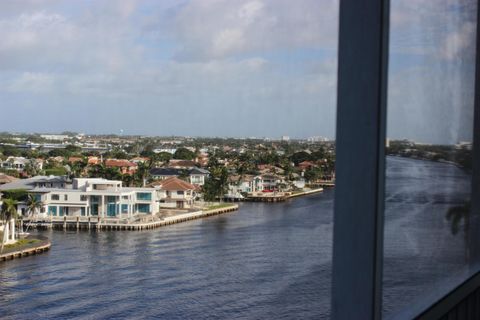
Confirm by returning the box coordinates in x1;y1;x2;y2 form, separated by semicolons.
135;161;152;187
1;198;18;253
24;194;44;232
70;159;87;178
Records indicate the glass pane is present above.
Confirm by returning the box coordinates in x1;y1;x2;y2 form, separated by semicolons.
383;0;477;318
0;1;338;318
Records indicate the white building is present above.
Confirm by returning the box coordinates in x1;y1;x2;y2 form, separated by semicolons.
1;157;43;172
26;178;157;219
40;134;69;141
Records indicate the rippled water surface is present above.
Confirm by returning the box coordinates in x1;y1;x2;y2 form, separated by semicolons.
0;191;334;319
0;158;472;319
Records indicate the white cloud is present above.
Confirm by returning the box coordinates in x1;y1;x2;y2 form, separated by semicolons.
439;21;476;61
8;72;55;93
172;0;338;60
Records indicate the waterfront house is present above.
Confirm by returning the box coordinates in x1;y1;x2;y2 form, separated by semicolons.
260;174;286;192
149;177;197;209
27;178;157;218
149;167;209;186
226;175;256;198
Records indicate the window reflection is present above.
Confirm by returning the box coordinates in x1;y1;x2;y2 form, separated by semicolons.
383;0;477;318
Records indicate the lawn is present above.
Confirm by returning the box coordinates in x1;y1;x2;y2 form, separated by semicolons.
205;203;235;210
4;238;40;249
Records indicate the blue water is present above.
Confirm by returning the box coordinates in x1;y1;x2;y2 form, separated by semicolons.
0;192;334;319
0;158;472;319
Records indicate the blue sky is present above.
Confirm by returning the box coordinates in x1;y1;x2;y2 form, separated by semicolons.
0;0;476;143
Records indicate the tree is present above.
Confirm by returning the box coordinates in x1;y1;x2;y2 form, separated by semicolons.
202;166;229;202
304;167;323;183
134;161;153;187
1;198;18;253
65;144;82;154
70;159;87;178
290;151;311;166
24;194;43;232
122;174;134;187
24;159;41;177
89;163;104;178
174;148;196;160
156;152;172;164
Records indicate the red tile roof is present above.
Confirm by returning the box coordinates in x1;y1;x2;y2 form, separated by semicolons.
150;177;196;191
0;174;18;184
68;157;83;163
105;159;137;168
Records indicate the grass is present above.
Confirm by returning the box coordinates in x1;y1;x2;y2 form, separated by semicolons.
44;167;67;176
205;203;235;210
4;238;40;249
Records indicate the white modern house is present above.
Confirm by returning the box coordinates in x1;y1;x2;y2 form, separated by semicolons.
26;178;157;219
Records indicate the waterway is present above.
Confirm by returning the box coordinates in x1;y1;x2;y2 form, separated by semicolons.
0;157;471;319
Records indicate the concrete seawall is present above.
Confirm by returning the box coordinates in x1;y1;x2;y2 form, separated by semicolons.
286;188;324;199
0;236;51;262
246;188;325;202
27;205;239;231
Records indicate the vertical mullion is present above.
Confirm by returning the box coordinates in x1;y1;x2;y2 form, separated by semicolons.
470;0;480;268
331;0;390;319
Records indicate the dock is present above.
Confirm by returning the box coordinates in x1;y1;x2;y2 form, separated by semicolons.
25;205;239;231
246;188;324;202
0;235;51;262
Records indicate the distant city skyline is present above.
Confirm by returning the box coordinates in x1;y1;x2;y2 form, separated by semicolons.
0;0;476;144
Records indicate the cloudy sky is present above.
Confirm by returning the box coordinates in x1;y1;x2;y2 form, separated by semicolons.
0;0;476;143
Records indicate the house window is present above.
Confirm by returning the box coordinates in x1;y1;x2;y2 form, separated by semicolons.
136;192;152;200
48;206;57;216
80;195;87;201
137;204;150;213
177;191;184;195
64;194;68;201
51;194;60;201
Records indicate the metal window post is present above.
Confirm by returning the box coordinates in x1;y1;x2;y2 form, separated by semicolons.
331;0;390;319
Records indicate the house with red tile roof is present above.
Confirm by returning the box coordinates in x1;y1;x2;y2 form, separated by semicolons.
68;156;84;164
105;159;138;175
149;177;197;209
87;156;101;165
298;161;316;170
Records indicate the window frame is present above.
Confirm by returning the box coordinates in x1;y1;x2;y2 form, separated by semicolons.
331;0;480;319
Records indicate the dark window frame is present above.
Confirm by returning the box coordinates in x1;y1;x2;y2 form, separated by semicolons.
331;0;480;319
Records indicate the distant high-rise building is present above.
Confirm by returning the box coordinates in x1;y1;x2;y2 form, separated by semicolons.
307;136;327;142
281;136;290;142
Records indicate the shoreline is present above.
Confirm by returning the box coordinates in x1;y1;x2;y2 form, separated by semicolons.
246;187;325;202
0;235;51;262
25;204;239;231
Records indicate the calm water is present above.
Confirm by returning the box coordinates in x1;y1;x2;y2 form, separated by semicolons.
0;158;471;319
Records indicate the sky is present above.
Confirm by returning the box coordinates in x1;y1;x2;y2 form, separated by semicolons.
0;0;476;143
